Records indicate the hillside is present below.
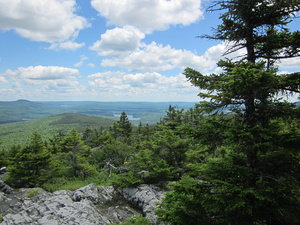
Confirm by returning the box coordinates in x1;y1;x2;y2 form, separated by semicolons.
0;113;115;151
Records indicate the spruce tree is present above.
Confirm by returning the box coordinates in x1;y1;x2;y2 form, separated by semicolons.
7;133;50;187
111;112;133;140
158;1;300;224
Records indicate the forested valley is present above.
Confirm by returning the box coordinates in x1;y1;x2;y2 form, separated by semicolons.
1;0;300;224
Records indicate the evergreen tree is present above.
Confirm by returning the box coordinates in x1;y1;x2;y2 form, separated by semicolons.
111;112;133;141
7;133;50;187
0;149;8;168
203;0;300;63
158;1;300;224
56;129;94;178
158;105;184;131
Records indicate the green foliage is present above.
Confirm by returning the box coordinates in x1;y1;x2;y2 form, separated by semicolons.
205;0;300;62
91;141;135;172
51;129;95;178
7;133;51;188
42;173;113;192
156;1;300;224
0;149;8;167
132;149;176;183
112;215;151;225
112;171;143;188
26;189;40;198
158;105;184;130
111;112;133;143
156;176;211;225
159;149;300;225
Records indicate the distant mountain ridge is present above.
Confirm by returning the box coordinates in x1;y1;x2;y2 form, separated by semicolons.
0;100;197;150
0;100;53;124
0;100;196;125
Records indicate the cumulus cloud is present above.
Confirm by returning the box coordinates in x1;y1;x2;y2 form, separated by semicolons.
48;41;85;51
0;0;89;43
0;76;8;83
99;42;242;73
5;66;79;81
44;79;80;93
88;71;195;96
2;65;81;97
90;26;145;57
91;0;203;33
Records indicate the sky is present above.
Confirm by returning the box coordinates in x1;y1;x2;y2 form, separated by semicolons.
0;0;299;102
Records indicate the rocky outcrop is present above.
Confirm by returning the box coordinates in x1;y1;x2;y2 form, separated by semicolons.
0;180;12;194
121;184;165;224
0;183;165;225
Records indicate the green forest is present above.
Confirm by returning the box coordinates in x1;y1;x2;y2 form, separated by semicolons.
1;1;300;224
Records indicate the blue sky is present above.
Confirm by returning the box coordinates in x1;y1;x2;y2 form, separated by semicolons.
0;0;299;102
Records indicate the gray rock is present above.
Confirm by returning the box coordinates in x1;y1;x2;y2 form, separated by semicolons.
0;167;7;174
0;180;12;194
72;183;100;203
121;184;165;224
0;184;165;225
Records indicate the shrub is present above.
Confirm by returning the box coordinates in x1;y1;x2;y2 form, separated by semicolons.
26;189;40;198
112;215;151;225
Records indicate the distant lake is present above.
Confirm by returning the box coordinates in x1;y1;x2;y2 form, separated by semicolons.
113;114;141;121
22;118;34;121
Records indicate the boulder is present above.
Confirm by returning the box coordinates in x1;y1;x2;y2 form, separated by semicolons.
0;180;12;194
121;184;165;224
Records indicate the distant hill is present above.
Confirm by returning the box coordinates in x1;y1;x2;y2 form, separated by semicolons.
0;99;54;124
0;113;115;151
0;100;196;125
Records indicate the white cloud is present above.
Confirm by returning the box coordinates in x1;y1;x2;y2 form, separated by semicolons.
99;42;233;73
44;79;80;93
74;56;88;67
5;66;79;81
0;76;8;83
90;26;145;57
2;65;82;98
91;0;203;33
74;61;84;68
48;41;85;51
278;58;300;69
0;0;89;42
88;71;196;97
87;63;95;68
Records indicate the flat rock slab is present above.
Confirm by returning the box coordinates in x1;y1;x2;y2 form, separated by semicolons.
0;183;165;225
